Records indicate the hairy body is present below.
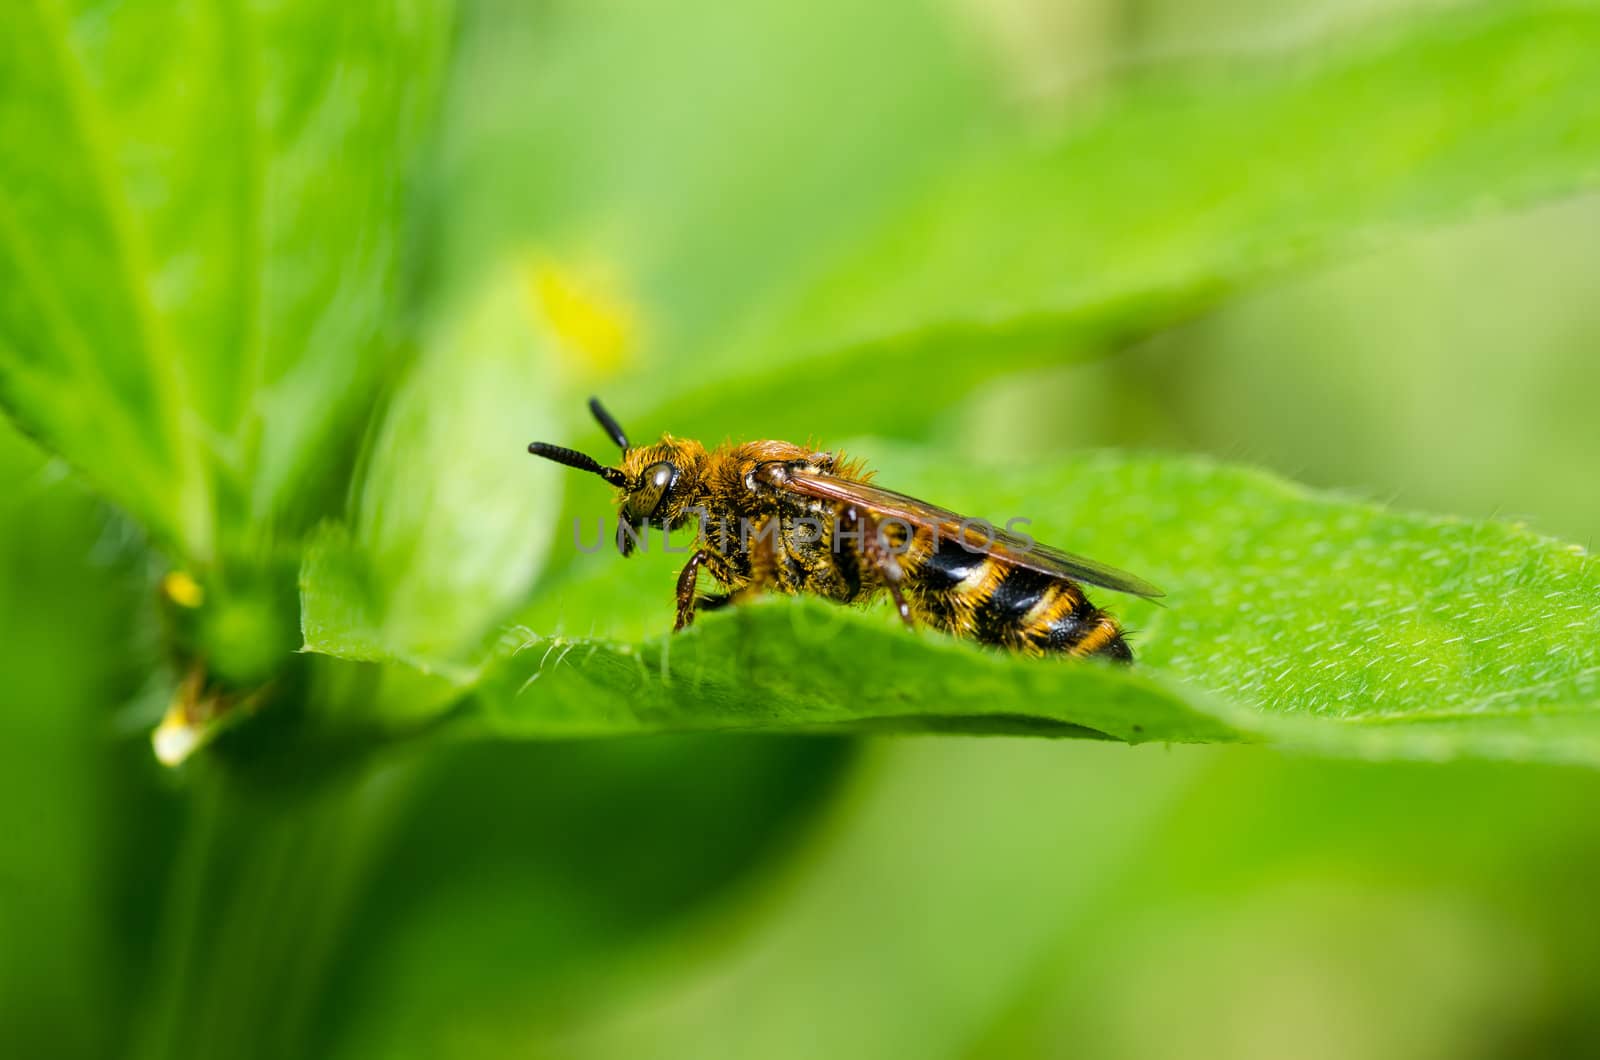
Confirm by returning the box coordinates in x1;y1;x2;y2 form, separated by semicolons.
530;402;1158;662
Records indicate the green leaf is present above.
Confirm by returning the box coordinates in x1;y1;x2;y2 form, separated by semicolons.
0;0;452;559
451;447;1600;764
436;0;993;383
299;266;568;721
649;1;1600;441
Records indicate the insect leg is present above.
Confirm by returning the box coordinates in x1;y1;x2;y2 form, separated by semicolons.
674;551;744;631
843;506;914;629
727;514;784;611
674;550;716;632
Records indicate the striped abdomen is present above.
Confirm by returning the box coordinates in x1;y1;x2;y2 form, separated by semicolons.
904;536;1132;662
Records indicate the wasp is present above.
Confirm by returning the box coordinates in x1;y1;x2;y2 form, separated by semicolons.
529;399;1162;661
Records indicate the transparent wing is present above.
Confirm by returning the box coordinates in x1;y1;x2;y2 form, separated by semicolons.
787;469;1164;598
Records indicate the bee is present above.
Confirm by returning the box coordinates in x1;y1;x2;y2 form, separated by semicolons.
528;398;1162;662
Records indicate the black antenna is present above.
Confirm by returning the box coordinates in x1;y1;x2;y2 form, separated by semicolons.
589;396;630;451
527;442;628;487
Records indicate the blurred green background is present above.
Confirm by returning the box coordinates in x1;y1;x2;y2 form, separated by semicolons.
4;0;1600;1057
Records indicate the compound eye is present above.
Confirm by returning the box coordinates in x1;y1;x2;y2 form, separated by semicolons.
648;462;675;491
630;461;678;520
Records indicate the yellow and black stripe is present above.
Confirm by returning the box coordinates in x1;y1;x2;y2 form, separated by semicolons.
904;536;1132;661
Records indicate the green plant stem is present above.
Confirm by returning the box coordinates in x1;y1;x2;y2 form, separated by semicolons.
134;760;418;1060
